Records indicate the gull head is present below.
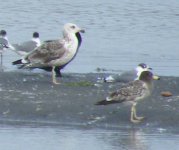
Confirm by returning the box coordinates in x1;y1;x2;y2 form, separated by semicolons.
135;63;152;78
136;63;152;72
0;30;7;37
139;71;160;82
33;32;40;38
63;23;85;36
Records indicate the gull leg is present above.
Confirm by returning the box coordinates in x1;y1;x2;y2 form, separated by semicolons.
52;66;60;84
0;53;2;66
0;52;4;72
130;104;140;123
54;67;62;77
130;103;144;123
133;103;144;121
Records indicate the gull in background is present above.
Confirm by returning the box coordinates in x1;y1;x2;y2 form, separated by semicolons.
13;32;41;56
12;23;85;84
102;63;152;83
96;70;160;123
0;30;15;66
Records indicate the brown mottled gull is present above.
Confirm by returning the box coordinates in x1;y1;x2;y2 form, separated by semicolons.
12;23;85;84
96;70;160;123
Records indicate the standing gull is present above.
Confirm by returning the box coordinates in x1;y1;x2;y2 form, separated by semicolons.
12;23;85;84
0;30;14;66
12;32;41;56
96;70;160;123
38;31;82;77
12;32;62;76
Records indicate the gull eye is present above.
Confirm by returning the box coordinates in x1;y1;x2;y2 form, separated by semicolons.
140;63;147;68
71;25;76;29
143;64;147;68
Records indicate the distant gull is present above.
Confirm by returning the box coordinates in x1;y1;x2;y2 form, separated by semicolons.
0;30;15;65
12;32;41;56
102;63;152;83
96;70;160;123
12;23;85;84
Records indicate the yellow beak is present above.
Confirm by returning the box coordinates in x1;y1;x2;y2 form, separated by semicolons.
153;75;160;80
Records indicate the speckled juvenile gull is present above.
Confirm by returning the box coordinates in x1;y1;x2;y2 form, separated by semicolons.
96;70;160;123
12;32;41;56
102;63;152;83
12;23;85;84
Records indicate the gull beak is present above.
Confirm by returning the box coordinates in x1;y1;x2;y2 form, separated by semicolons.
79;29;85;33
153;75;160;80
148;67;152;70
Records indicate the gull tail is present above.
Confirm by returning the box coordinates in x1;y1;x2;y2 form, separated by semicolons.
12;59;27;69
95;99;121;105
12;59;23;65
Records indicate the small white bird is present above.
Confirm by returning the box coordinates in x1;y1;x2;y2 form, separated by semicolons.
103;63;152;83
12;23;85;84
96;70;160;123
0;30;14;66
13;32;41;56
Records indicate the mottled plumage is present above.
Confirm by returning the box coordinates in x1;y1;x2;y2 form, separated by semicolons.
26;39;65;66
12;23;85;84
107;80;149;102
96;70;160;123
39;32;82;77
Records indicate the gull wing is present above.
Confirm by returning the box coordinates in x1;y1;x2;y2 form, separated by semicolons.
107;80;147;102
13;41;37;53
0;38;8;49
25;39;66;65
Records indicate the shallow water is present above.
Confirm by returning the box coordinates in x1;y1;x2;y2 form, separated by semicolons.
0;125;178;150
1;0;179;75
0;0;179;150
0;71;179;150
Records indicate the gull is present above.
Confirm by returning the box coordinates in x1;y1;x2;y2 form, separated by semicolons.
96;70;160;123
0;30;15;66
12;32;41;56
38;31;82;77
102;63;152;83
12;32;62;76
12;23;85;84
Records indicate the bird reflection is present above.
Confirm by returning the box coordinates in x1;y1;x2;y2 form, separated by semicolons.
97;128;148;150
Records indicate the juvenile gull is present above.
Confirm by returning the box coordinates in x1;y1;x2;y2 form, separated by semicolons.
12;23;85;84
39;31;82;77
96;70;160;123
102;63;152;83
13;32;41;56
12;32;62;76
